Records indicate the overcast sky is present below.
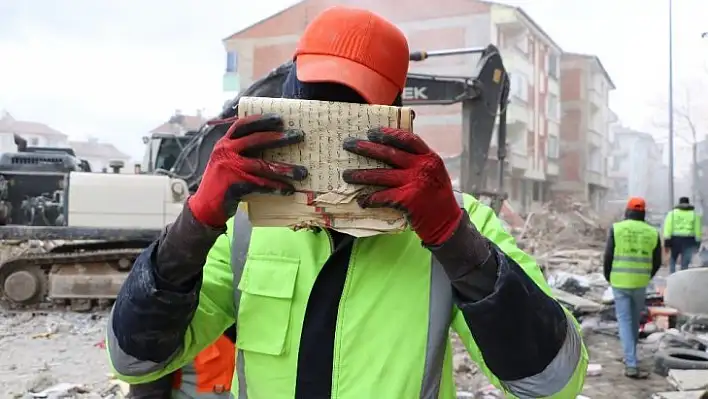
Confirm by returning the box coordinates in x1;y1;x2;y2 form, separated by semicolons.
1;0;707;160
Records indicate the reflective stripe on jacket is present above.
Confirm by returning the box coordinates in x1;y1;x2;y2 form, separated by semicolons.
610;219;659;289
172;335;235;398
109;192;588;398
663;208;701;239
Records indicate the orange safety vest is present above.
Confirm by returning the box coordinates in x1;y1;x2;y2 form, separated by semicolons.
172;335;235;397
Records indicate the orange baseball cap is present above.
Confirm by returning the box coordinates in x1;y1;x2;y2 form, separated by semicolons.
293;6;409;105
627;197;646;212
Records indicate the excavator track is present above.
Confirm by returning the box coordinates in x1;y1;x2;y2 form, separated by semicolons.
0;248;142;312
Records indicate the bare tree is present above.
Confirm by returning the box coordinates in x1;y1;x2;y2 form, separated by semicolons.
651;82;708;210
674;89;701;205
670;86;707;211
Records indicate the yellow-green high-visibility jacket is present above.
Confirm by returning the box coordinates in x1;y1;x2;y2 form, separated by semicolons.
610;219;659;289
108;193;587;398
663;208;701;240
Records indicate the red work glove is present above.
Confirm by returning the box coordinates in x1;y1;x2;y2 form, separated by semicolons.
341;127;463;246
188;114;308;227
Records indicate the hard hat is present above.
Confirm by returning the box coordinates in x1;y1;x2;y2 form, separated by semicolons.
626;197;646;212
293;6;409;106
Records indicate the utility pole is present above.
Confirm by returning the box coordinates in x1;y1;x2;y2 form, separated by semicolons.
668;0;675;209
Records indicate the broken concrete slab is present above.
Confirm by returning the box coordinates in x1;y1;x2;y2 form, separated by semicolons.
29;382;88;397
552;288;604;314
665;268;708;314
668;369;708;391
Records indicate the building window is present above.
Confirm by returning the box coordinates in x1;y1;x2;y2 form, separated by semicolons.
547;93;560;120
588;146;602;172
547;135;559;158
226;51;238;73
547;52;559;79
611;156;622;172
509;71;529;102
532;181;542;201
514;35;529;55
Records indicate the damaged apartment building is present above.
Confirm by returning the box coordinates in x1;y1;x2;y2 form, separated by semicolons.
556;53;615;212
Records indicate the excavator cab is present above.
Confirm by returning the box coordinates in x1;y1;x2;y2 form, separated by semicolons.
141;132;193;174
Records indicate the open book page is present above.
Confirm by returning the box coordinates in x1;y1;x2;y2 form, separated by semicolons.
238;96;414;236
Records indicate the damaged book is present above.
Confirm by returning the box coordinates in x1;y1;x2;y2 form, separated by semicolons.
238;96;415;237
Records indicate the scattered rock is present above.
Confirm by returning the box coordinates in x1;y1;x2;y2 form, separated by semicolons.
0;310;111;396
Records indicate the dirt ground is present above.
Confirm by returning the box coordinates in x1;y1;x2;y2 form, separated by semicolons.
0;311;112;398
0;309;680;398
452;330;676;398
581;332;673;398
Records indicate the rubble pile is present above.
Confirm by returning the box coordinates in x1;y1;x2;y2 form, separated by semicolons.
0;242;27;264
0;240;57;264
0;311;114;398
511;198;609;275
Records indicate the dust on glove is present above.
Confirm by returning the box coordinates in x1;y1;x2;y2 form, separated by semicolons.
189;114;308;227
341;127;463;245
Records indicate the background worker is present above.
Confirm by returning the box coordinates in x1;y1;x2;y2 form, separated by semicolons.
128;325;236;398
603;197;661;379
663;196;702;273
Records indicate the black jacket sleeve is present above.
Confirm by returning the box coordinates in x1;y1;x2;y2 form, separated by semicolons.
426;216;498;302
428;215;575;386
110;203;225;364
603;226;615;282
128;373;174;398
651;235;662;277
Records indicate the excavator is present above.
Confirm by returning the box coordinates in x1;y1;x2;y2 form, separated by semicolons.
0;45;509;311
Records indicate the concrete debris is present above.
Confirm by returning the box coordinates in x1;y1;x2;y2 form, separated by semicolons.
668;369;708;391
551;287;604;315
537;249;605;275
29;383;88;398
505;199;611;280
665;268;708;315
456;385;503;398
0;311;112;397
511;198;608;255
586;364;602;376
0;240;62;262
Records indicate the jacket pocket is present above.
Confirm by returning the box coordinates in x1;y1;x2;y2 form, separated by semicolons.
236;254;300;356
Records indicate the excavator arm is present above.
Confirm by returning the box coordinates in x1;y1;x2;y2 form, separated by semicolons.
164;45;509;212
406;45;510;213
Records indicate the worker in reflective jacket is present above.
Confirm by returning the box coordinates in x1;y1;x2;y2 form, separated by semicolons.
603;197;661;379
663;196;702;273
128;325;236;398
107;6;588;398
